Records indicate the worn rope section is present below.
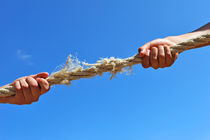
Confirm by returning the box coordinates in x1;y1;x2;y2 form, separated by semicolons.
0;33;210;97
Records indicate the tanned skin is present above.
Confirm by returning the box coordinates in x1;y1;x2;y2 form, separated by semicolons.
139;23;210;69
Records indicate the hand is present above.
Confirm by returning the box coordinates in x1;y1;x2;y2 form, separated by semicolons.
0;72;50;105
138;38;179;69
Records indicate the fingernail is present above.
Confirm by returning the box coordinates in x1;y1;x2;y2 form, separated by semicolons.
36;78;41;81
140;48;146;57
142;48;145;53
147;50;150;54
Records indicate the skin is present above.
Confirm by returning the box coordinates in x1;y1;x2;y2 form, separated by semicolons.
139;22;210;69
0;72;50;105
1;23;210;105
138;39;178;69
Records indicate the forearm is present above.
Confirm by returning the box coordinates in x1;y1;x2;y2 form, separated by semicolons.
193;22;210;32
166;23;210;46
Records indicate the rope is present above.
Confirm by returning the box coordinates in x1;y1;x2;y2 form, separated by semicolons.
1;33;210;97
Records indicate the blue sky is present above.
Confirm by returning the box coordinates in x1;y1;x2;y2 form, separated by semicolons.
0;0;210;140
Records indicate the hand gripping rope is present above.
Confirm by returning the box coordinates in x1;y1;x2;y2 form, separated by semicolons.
0;33;209;97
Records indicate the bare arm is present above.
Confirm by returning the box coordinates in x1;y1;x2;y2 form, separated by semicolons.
0;72;50;105
139;23;210;69
166;22;210;46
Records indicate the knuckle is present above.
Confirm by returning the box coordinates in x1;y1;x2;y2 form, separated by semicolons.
151;63;159;69
153;67;158;70
159;63;164;68
15;87;22;92
43;84;50;90
151;47;157;51
142;64;149;69
43;82;48;87
30;82;38;88
166;52;171;56
43;85;50;93
152;57;157;61
152;55;158;59
39;79;46;85
26;77;32;81
145;53;149;57
26;102;33;105
143;66;149;69
32;97;39;102
26;78;38;87
46;86;50;92
169;62;173;66
159;54;165;58
42;89;47;94
22;84;29;89
165;63;171;67
33;95;40;100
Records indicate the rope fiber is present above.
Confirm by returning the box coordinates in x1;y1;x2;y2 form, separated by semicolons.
0;33;210;97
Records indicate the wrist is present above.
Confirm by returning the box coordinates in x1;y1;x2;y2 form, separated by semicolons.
165;35;183;44
166;23;210;44
166;31;210;44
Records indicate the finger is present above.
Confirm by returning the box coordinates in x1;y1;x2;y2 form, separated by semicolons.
172;52;178;62
150;47;159;69
37;78;50;94
142;50;150;68
20;79;33;104
0;96;18;105
164;46;173;67
158;45;165;68
14;81;21;91
0;97;10;104
138;42;151;57
138;47;145;57
0;81;23;104
13;81;25;105
26;77;40;102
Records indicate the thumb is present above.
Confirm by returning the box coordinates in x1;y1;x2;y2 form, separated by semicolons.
172;53;179;62
138;43;150;57
33;72;49;79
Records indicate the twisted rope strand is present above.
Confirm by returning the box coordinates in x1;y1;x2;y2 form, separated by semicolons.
1;33;210;97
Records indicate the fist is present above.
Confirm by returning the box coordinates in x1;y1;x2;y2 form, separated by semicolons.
0;72;50;105
138;38;178;69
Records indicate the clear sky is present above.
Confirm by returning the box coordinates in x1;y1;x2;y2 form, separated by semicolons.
0;0;210;140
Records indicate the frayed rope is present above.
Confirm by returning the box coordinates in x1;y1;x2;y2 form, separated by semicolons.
0;33;209;97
